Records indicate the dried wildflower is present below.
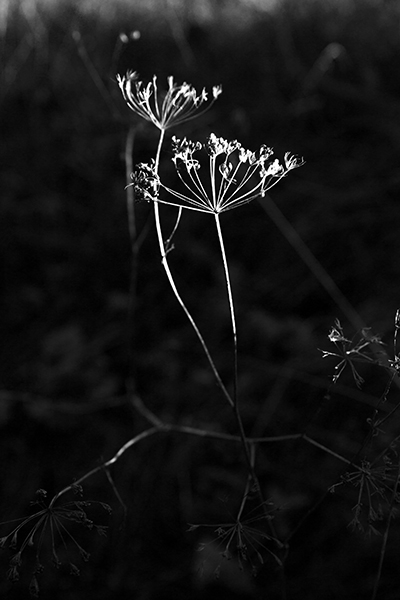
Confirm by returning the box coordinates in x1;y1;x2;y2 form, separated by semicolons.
117;71;222;131
189;499;280;576
330;457;398;534
0;488;111;595
133;133;303;214
128;160;160;202
321;319;384;387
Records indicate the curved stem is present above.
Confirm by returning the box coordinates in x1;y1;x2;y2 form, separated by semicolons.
49;427;160;507
152;131;234;408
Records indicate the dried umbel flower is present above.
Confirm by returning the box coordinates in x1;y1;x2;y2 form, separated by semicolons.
329;457;399;535
189;499;279;575
132;133;304;214
117;71;222;131
128;159;160;202
321;318;385;387
0;487;111;596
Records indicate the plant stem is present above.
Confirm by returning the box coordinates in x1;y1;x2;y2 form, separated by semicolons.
50;427;160;507
214;212;282;556
152;131;234;408
214;212;238;404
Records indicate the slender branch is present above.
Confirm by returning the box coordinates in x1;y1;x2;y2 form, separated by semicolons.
213;212;284;555
301;434;353;465
151;131;234;408
49;427;160;507
164;206;183;253
214;212;238;404
45;408;357;513
129;393;164;427
237;446;255;522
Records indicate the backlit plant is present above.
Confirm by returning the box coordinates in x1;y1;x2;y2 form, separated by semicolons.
3;59;400;600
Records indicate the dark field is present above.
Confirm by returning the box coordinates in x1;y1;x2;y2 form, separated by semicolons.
1;0;400;598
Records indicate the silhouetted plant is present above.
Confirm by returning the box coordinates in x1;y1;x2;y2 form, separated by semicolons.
0;487;110;597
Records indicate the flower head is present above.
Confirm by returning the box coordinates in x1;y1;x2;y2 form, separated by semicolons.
321;319;384;387
0;487;111;595
189;499;279;576
330;456;398;535
117;71;222;131
134;133;303;214
128;159;160;202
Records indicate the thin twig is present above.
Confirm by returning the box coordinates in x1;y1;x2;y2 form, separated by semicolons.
104;466;128;525
45;414;358;518
49;427;160;507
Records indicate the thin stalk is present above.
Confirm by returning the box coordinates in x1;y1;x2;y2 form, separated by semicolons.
237;445;255;521
152;131;234;408
214;212;281;558
214;212;238;404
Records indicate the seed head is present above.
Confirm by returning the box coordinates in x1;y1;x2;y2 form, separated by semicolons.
0;488;111;595
117;71;222;131
128;160;160;202
138;133;304;214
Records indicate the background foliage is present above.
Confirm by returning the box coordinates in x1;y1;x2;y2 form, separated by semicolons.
1;0;400;598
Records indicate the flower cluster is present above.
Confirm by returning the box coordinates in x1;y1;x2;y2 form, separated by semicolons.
0;487;111;596
132;133;304;214
117;71;222;130
128;159;160;203
189;499;278;576
321;319;384;387
330;456;398;535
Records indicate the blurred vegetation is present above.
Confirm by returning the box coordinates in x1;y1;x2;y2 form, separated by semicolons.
1;0;400;598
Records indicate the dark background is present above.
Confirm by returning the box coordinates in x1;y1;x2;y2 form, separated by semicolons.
1;0;400;598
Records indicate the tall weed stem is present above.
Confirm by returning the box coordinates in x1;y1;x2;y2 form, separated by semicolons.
152;131;234;408
214;213;238;403
214;213;281;555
